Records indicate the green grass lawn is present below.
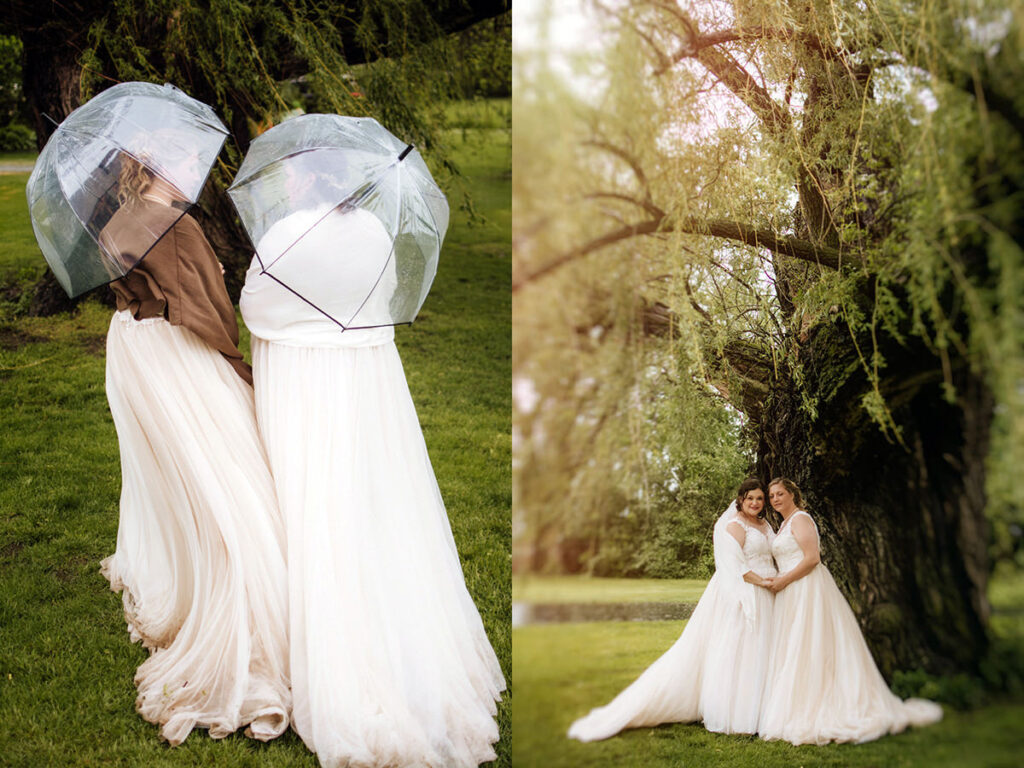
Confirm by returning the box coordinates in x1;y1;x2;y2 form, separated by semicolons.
445;97;511;132
514;575;708;604
513;569;1024;768
0;151;38;165
0;173;41;282
0;125;509;766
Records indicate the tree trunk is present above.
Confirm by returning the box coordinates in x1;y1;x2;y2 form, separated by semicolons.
756;320;991;677
18;17;98;314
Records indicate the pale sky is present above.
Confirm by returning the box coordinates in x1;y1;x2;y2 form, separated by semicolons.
513;0;612;97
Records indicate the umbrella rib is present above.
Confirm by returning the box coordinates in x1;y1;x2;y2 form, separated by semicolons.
229;146;394;190
260;270;348;331
346;321;413;330
75;206;193;298
260;204;355;272
405;178;445;312
50;140;124;274
342;240;396;329
342;171;401;328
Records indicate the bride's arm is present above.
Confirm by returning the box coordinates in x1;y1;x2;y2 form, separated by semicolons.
769;516;821;593
727;521;772;588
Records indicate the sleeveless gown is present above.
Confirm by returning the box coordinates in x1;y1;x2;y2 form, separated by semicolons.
759;510;943;744
240;208;505;768
568;514;776;740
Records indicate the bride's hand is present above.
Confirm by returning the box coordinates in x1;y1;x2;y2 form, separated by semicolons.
768;576;788;593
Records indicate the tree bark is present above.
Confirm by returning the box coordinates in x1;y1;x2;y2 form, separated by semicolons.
755;320;992;677
15;5;106;314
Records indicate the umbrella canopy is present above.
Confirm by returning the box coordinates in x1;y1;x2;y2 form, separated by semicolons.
227;114;449;331
26;82;228;298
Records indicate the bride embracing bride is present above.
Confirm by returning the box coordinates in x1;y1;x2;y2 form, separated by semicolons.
568;476;943;746
569;478;777;739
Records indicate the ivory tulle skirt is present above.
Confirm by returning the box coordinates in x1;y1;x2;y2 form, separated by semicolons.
759;564;943;745
251;336;505;768
568;572;775;741
101;311;290;745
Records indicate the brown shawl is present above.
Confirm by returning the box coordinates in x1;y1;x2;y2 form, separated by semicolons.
101;200;253;385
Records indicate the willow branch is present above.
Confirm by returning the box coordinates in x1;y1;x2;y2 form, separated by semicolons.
652;10;837;243
514;218;665;291
692;45;792;135
513;213;855;292
584;191;665;220
655;26;844;75
692;218;851;269
683;271;713;324
584;140;654;203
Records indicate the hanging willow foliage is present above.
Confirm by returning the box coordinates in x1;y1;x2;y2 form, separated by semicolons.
81;0;479;161
7;0;506;303
515;0;1023;672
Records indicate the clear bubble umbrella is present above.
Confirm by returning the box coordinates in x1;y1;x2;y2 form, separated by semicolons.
26;81;229;298
226;113;449;331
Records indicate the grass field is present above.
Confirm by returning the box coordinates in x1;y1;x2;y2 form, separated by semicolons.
513;575;707;604
0;172;40;282
0;113;510;766
0;151;37;165
512;569;1024;768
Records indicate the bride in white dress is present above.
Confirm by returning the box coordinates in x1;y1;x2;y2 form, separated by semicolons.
759;477;943;745
568;479;776;741
240;204;505;768
100;165;289;744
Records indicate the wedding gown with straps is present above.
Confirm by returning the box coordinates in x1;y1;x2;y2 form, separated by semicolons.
759;510;943;745
568;503;776;741
240;206;505;768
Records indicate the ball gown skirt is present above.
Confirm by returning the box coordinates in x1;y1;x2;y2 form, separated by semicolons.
250;334;506;768
101;310;290;745
568;519;776;740
759;511;943;745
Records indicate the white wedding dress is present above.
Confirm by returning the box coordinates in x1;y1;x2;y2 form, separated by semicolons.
240;206;505;768
759;510;943;744
102;312;290;745
568;504;776;740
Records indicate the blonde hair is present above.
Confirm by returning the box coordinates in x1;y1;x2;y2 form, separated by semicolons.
768;477;806;509
116;153;155;207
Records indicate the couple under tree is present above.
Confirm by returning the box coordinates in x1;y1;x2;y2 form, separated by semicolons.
568;477;943;746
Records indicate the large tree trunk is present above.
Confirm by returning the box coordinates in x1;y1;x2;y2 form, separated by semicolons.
755;320;991;677
17;9;104;315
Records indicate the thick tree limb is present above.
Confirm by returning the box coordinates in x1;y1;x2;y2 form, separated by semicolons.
650;10;838;244
644;10;792;136
691;45;793;135
655;26;845;76
513;213;854;291
692;218;851;269
514;218;665;290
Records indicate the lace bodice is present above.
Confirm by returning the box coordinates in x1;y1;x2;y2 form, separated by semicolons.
730;517;777;578
771;510;818;573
